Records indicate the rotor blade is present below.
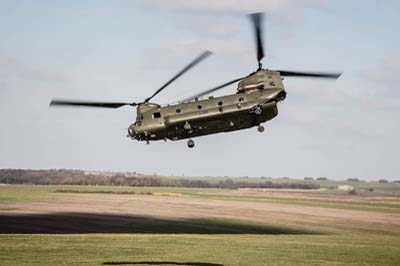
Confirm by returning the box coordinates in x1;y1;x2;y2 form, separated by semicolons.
50;99;137;108
144;50;213;103
182;76;246;102
249;12;265;64
278;70;342;79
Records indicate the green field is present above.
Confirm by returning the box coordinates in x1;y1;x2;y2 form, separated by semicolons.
1;234;399;266
1;185;400;266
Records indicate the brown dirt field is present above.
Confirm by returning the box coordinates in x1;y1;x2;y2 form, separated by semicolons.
204;188;400;203
1;190;400;235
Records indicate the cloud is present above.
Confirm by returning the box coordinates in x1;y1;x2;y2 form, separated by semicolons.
0;55;67;84
361;55;400;85
358;55;400;100
137;0;331;15
145;35;253;66
275;73;400;150
133;0;335;70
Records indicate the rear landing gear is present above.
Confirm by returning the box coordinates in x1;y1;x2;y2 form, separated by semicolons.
257;125;265;133
187;139;195;148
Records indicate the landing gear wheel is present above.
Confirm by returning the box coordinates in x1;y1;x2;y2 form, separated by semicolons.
254;106;262;115
258;125;265;133
187;139;195;148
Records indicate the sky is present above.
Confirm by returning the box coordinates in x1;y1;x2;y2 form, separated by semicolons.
0;0;399;180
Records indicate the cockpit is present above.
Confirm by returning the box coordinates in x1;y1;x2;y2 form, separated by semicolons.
134;113;143;126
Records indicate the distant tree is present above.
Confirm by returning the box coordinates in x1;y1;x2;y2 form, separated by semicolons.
378;179;388;183
0;169;320;190
348;189;358;195
347;178;360;182
223;179;235;189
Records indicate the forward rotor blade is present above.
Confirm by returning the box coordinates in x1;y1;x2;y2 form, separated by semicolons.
144;50;213;103
249;13;265;65
278;70;342;79
182;76;246;102
50;99;137;108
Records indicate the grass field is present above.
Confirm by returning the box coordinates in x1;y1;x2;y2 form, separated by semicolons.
1;185;400;265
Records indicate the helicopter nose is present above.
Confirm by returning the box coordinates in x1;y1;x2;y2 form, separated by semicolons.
128;125;136;138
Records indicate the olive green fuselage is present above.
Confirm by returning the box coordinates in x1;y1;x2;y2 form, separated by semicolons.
128;70;286;142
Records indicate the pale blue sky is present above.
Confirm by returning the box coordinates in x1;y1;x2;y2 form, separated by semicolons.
1;0;399;180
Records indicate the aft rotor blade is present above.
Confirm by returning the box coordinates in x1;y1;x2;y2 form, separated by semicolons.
50;99;137;108
182;76;246;102
249;13;265;65
144;50;213;103
278;70;342;79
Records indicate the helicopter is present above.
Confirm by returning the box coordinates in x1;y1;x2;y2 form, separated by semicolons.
50;13;341;148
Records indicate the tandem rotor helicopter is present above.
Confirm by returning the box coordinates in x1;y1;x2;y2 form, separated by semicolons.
50;13;341;148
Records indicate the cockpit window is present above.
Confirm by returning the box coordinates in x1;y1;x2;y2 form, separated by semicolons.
152;112;161;119
135;114;143;126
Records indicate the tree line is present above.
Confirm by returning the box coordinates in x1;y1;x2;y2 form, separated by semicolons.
0;169;320;190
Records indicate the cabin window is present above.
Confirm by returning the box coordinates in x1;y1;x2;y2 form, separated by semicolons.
152;112;161;119
176;108;181;113
218;101;223;106
197;105;202;110
239;97;244;102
